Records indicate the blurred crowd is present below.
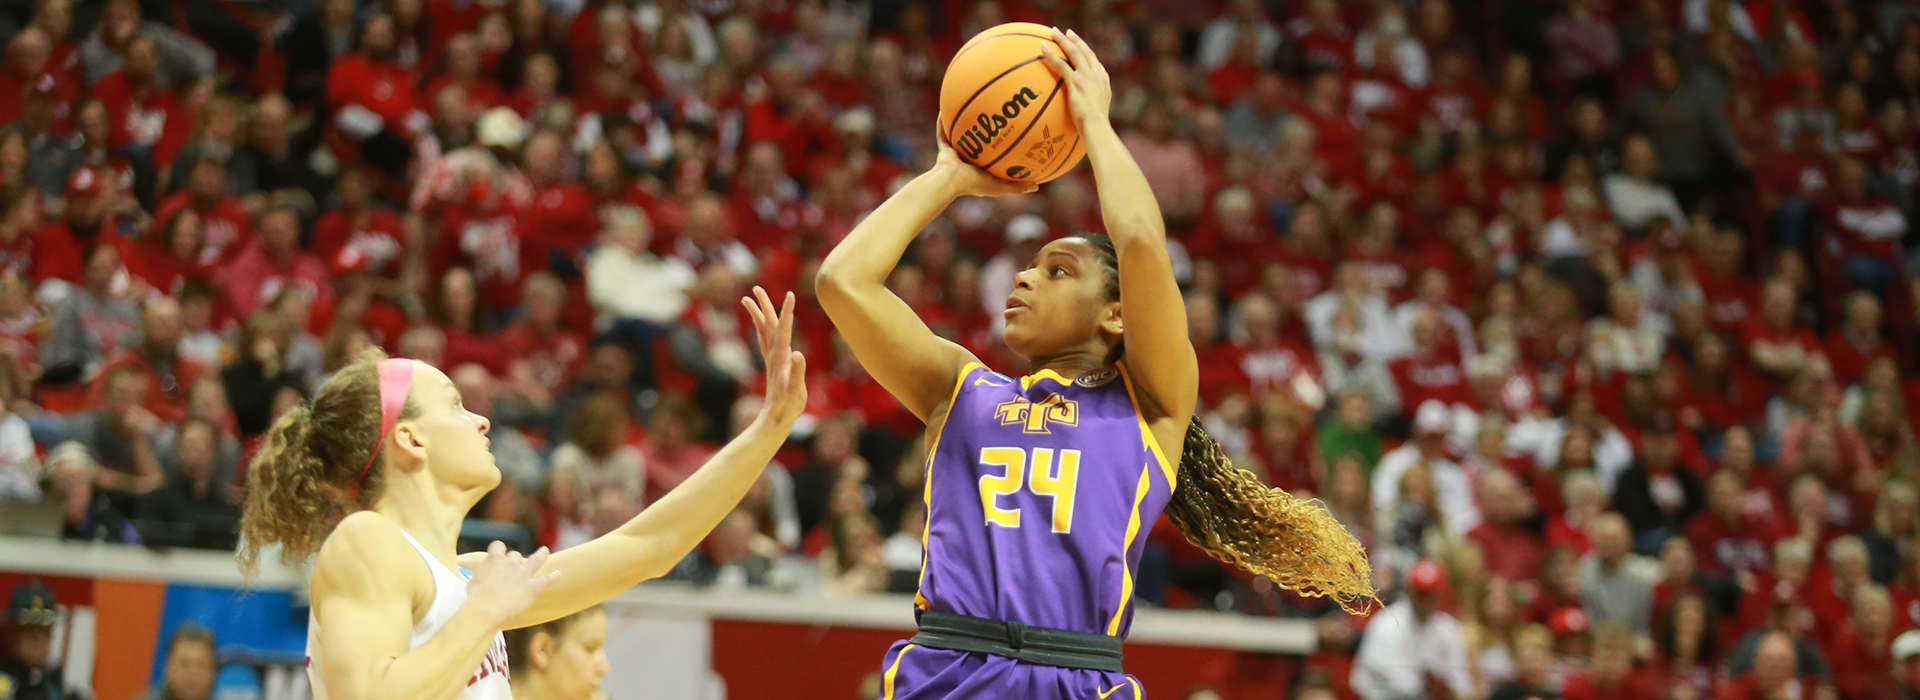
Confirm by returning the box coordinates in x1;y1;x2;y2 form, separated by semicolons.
0;0;1917;697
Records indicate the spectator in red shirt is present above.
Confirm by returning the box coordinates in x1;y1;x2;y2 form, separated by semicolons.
1653;593;1724;700
0;190;38;283
1389;308;1469;417
1288;0;1354;71
153;157;253;267
518;131;599;280
1545;0;1622;100
806;40;865;109
1195;187;1282;298
1756;127;1832;248
32;166;132;287
1233;293;1321;399
223;206;332;319
742;58;834;178
1347;40;1417;135
1743;278;1822;382
671;195;758;277
638;395;719;503
1824;156;1909;293
425;32;505;113
1563;622;1652;700
1828;291;1896;386
1469;469;1545;583
1414;48;1487;145
312;167;407;288
432;268;510;375
84;296;206;424
1693;229;1759;333
1206;31;1265;106
1811;536;1878;630
327;13;426;175
505;52;571;125
1188;294;1249;406
500;272;589;408
91;34;189;174
131;208;213;297
1716;630;1828;700
0;28;60;127
1862;631;1920;700
1691;469;1783;577
1120;100;1209;226
1679;333;1768;432
1297;71;1359;172
1831;585;1901;699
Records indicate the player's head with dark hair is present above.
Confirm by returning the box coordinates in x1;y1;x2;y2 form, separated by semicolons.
504;605;609;698
1001;234;1122;365
1027;233;1378;612
239;351;498;574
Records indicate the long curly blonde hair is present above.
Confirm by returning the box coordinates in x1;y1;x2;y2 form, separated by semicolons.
1165;418;1379;613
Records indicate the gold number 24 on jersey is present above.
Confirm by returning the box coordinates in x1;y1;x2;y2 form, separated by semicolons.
978;447;1081;533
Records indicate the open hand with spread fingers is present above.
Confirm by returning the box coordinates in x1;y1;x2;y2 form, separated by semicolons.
741;286;809;427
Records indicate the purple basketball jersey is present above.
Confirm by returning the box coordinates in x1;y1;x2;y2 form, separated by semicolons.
913;361;1176;638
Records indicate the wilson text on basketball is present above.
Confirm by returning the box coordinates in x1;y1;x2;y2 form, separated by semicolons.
955;86;1040;159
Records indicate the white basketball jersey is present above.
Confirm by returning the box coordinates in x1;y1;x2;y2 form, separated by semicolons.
306;529;514;700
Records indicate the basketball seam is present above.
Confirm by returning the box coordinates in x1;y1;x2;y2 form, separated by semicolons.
950;32;1054;64
944;55;1046;143
1037;132;1082;181
980;78;1063;174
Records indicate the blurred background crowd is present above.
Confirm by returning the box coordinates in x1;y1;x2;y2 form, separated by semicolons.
0;0;1917;697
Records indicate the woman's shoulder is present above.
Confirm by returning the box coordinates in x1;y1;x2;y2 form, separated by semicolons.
308;511;437;623
314;511;419;579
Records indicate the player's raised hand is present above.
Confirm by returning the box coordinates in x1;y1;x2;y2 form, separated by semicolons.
931;118;1039;198
742;286;808;427
464;541;560;627
1040;27;1112;130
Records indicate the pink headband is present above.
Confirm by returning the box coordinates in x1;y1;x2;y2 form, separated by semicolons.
352;358;415;497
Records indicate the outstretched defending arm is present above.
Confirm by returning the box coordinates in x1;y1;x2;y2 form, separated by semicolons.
468;288;809;629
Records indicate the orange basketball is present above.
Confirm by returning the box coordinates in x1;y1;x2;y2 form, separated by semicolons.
939;22;1087;183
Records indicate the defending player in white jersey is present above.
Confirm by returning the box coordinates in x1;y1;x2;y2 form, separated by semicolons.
239;288;807;700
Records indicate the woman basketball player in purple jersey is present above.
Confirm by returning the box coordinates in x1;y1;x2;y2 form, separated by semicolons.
236;288;807;700
820;28;1376;699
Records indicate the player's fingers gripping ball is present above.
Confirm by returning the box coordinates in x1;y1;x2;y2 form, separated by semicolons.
939;22;1088;183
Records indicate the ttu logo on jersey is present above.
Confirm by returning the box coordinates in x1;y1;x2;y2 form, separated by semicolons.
995;393;1079;434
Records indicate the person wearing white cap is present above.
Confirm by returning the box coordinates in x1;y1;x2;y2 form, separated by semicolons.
1884;630;1920;700
1351;558;1472;700
1370;400;1482;539
978;214;1050;335
410;106;534;214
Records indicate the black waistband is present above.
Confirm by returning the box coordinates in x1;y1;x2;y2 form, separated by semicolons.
908;611;1125;672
